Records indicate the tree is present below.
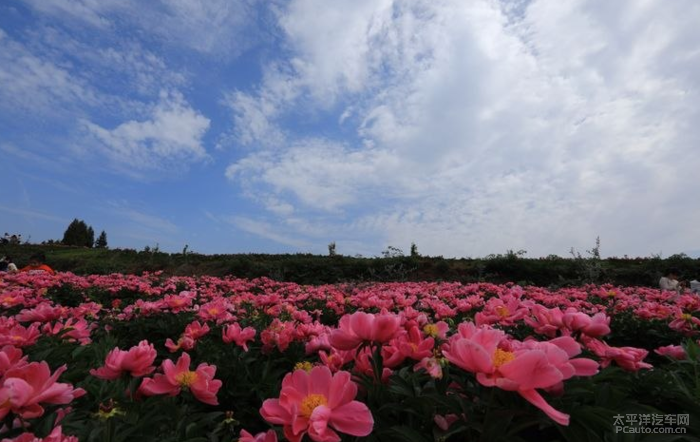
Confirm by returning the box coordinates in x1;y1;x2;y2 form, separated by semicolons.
62;219;96;247
95;231;108;248
328;242;337;256
410;242;419;258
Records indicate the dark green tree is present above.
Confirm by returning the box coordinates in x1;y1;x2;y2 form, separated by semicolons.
95;230;108;248
87;226;95;248
62;219;95;247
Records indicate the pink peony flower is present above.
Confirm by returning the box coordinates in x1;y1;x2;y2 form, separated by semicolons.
90;340;157;380
0;346;28;376
414;357;443;379
443;323;598;425
239;429;278;442
654;345;686;360
0;324;41;348
397;325;435;361
1;425;78;442
0;362;85;420
222;323;256;352
584;338;652;371
138;352;221;405
260;366;374;442
524;305;564;338
329;311;401;351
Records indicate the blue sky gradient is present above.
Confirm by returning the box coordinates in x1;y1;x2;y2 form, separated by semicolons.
1;0;699;258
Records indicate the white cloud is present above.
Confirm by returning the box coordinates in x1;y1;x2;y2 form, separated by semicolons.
225;0;700;257
20;0;260;56
0;28;98;113
82;91;211;173
0;205;66;223
19;0;122;28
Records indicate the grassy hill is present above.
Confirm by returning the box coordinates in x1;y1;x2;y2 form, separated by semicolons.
2;243;698;287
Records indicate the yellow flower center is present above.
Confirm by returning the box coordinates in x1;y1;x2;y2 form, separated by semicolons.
495;305;510;318
493;349;515;369
175;371;198;387
300;394;328;418
294;361;314;372
682;313;693;321
607;291;616;297
208;308;220;315
423;324;439;337
11;335;23;342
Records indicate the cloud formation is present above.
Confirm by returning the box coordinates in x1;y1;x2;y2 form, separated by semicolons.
225;0;700;257
82;92;211;174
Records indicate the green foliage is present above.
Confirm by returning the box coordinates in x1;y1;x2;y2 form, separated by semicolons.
95;230;108;248
1;243;699;287
62;219;96;248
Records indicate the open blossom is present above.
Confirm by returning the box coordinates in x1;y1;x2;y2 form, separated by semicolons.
90;340;157;380
16;304;67;323
329;311;401;351
42;319;96;345
443;323;598;426
654;345;686;360
562;310;610;337
396;325;435;361
239;429;278;442
414;357;443;379
138;352;221;405
222;323;256;352
584;338;652;371
260;366;373;442
0;346;28;375
0;324;41;348
0;362;85;420
524;305;564;338
0;425;78;442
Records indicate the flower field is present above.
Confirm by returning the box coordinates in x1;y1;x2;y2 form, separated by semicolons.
1;271;699;441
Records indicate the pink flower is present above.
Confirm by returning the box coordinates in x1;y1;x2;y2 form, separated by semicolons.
260;366;374;442
443;323;598;425
222;323;257;352
329;311;401;351
165;335;195;353
318;349;354;373
0;346;28;376
138;352;222;405
414;357;443;379
0;324;40;348
585;339;652;371
1;425;78;442
524;305;564;338
41;319;95;345
184;321;210;340
0;362;85;420
654;345;686;360
562;310;610;337
397;326;435;361
239;429;278;442
434;414;460;431
89;340;157;380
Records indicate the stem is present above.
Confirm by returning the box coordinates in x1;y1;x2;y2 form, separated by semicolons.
480;388;496;442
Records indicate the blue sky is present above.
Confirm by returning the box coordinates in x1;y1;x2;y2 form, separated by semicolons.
1;0;699;258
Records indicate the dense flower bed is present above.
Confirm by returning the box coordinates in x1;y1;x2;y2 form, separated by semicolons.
0;271;699;441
